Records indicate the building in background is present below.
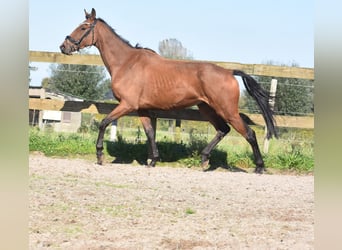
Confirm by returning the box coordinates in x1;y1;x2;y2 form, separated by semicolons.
29;86;82;133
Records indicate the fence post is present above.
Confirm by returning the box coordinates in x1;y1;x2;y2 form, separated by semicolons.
175;119;182;143
110;120;118;141
263;79;277;153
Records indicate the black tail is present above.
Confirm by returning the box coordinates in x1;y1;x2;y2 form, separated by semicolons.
233;70;278;139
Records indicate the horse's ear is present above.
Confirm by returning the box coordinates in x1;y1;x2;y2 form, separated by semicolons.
91;8;96;19
84;9;90;19
84;8;96;20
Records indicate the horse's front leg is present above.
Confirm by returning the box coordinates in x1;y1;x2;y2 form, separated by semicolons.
138;110;159;167
96;103;133;165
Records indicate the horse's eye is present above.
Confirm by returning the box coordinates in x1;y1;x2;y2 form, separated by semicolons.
81;27;87;31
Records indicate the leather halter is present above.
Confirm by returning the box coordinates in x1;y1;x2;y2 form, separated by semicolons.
65;19;97;48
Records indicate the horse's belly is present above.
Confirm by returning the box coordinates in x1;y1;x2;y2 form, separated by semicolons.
140;90;203;110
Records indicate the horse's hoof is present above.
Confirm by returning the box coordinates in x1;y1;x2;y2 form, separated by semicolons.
201;159;209;170
148;159;157;167
97;154;104;165
254;166;265;174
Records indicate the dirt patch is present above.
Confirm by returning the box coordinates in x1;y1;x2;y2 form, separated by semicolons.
29;154;314;249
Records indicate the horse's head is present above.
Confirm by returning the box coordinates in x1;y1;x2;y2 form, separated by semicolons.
60;8;98;55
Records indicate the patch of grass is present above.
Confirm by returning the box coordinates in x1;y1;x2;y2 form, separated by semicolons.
227;148;255;169
185;208;196;215
179;152;202;168
63;225;83;236
29;127;96;157
29;126;314;173
265;146;314;172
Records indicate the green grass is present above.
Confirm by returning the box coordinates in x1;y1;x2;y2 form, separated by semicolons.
185;208;196;215
29;127;97;157
29;125;314;173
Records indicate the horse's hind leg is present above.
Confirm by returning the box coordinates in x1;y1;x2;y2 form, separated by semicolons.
227;114;265;173
138;110;159;167
198;103;231;168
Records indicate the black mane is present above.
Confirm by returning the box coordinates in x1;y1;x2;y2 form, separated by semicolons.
97;18;156;53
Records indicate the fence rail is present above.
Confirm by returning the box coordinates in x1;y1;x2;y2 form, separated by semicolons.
29;98;314;129
29;51;314;79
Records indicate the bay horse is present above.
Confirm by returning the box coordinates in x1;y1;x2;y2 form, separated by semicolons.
60;8;277;173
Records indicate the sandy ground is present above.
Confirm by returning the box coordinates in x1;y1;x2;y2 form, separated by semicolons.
29;153;314;249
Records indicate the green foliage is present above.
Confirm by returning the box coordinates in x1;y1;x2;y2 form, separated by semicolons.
188;128;208;153
264;131;314;172
241;63;314;116
78;114;101;133
179;152;202;168
267;150;313;172
185;208;196;215
274;78;313;116
47;52;110;100
227;148;255;169
29;127;96;156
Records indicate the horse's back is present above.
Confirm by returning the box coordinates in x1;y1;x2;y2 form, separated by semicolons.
117;50;239;110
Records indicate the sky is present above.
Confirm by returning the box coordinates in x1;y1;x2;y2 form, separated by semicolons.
29;0;313;86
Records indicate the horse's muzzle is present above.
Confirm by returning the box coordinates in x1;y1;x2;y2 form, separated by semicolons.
59;41;74;55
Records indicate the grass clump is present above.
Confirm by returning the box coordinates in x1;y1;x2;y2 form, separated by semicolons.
185;208;196;215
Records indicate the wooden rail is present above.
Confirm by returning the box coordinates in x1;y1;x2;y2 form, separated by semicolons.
29;98;314;129
29;51;314;79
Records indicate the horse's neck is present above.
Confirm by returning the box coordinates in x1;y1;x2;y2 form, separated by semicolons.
95;26;134;77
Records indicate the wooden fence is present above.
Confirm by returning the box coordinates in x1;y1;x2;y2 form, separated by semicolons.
29;98;313;129
29;51;314;79
29;50;314;129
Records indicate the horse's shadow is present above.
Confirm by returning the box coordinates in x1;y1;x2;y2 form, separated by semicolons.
105;140;247;173
105;140;148;165
204;164;248;173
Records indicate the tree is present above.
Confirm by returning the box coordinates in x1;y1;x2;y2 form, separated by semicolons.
158;38;193;60
240;63;314;116
48;52;109;100
41;77;50;88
